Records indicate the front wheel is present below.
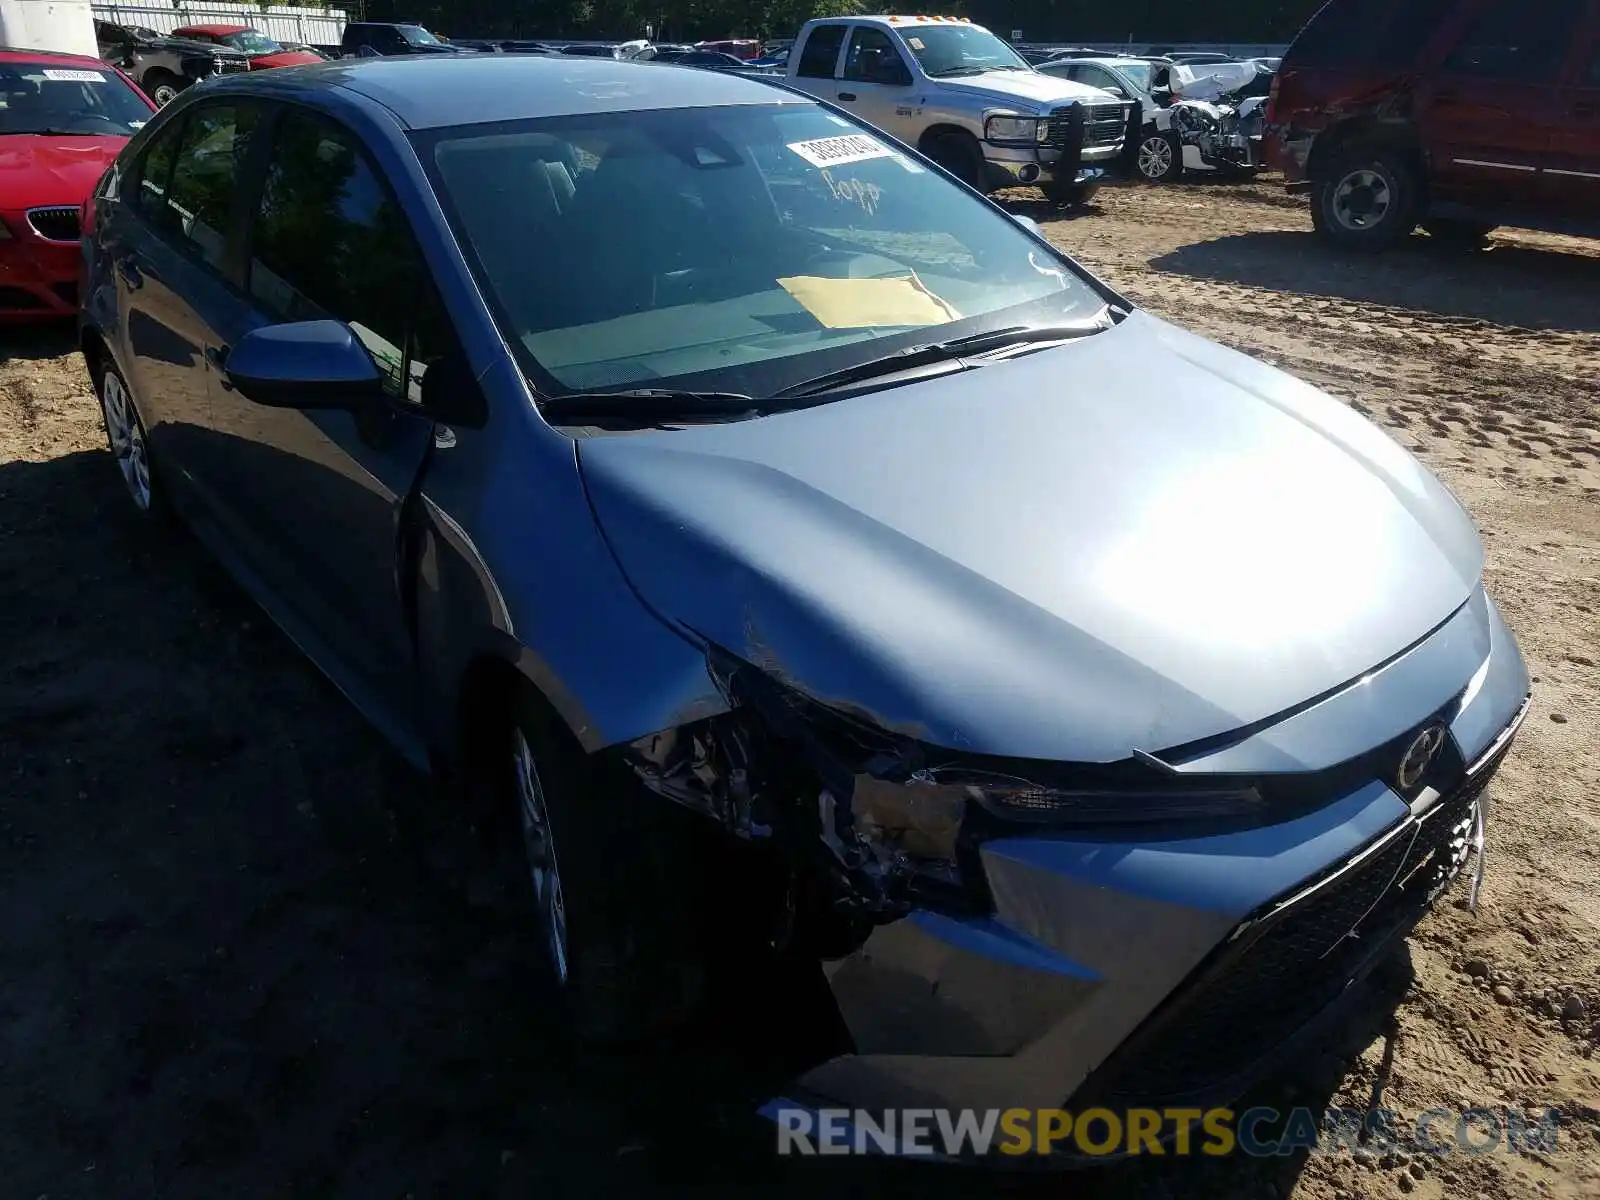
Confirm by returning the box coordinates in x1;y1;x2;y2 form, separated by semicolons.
1311;149;1420;252
507;689;706;1042
1135;129;1184;183
1042;180;1100;207
144;70;183;107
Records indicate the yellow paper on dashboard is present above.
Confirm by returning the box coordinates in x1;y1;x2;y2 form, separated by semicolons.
778;273;961;329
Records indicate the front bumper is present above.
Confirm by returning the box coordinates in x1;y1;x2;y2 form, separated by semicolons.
776;591;1530;1123
983;142;1118;189
0;228;79;319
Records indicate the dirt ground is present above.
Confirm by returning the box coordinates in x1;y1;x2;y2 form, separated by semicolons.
1;179;1597;1199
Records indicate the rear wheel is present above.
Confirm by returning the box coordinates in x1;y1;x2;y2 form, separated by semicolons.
1311;148;1420;252
1423;218;1495;252
94;355;165;519
920;130;984;191
506;688;706;1042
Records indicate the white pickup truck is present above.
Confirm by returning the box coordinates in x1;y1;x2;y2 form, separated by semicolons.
783;14;1134;206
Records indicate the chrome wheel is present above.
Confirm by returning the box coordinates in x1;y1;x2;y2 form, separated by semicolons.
1331;168;1392;231
151;83;179;106
99;370;152;511
514;728;569;984
1138;134;1174;180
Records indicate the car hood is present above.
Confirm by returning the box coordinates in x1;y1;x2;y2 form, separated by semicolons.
577;312;1484;763
935;68;1120;110
0;136;127;210
249;49;325;68
145;35;248;59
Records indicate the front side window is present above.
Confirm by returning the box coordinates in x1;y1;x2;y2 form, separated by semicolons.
900;24;1030;77
842;28;911;85
424;103;1105;398
144;103;259;269
0;63;152;136
1442;0;1589;79
796;24;846;78
248;110;434;402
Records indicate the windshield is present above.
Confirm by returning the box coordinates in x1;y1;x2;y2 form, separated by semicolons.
222;30;285;55
0;64;150;136
1114;62;1153;90
399;24;442;47
901;25;1030;76
423;103;1104;397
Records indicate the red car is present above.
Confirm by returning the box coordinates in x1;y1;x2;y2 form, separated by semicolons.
0;49;154;320
170;24;324;70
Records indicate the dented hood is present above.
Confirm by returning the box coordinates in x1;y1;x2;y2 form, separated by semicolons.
577;312;1484;763
0;135;128;211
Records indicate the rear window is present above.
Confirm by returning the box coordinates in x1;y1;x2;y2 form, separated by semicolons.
1286;0;1460;70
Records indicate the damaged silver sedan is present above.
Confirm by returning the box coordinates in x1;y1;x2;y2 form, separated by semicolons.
80;55;1530;1127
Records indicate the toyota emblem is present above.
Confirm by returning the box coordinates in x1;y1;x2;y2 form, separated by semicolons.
1396;725;1447;792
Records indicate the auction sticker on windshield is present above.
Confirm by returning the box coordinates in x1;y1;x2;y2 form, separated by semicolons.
43;69;107;83
788;134;897;169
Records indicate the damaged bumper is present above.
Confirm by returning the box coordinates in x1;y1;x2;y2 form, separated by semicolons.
757;600;1530;1123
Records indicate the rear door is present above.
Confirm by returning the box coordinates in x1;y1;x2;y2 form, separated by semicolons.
108;100;261;511
1549;4;1600;211
836;25;918;141
1420;0;1590;209
204;104;446;738
789;22;849;103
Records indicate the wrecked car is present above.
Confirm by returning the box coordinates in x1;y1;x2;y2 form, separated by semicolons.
80;55;1530;1125
93;19;251;105
1040;55;1269;182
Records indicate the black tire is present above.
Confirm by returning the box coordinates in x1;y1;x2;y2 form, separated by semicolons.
920;130;984;191
143;70;183;107
91;352;167;521
506;687;706;1043
1042;180;1100;207
1423;218;1495;252
1311;148;1421;252
1134;128;1184;184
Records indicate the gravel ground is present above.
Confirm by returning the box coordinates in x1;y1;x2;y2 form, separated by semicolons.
1;177;1597;1198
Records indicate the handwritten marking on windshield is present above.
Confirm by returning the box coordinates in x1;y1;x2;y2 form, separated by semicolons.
822;171;884;216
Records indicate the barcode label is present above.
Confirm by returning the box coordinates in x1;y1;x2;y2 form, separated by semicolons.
787;134;896;169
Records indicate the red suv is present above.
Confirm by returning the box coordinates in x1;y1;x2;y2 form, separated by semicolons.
1268;0;1600;250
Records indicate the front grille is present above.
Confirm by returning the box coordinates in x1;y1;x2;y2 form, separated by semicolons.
1078;744;1511;1106
27;206;80;243
1046;102;1130;150
214;58;250;74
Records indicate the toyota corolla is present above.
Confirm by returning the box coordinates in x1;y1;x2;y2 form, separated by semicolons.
77;55;1530;1129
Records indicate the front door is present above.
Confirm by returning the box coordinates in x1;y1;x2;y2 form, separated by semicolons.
1420;0;1590;209
108;100;261;511
206;105;445;741
837;25;919;143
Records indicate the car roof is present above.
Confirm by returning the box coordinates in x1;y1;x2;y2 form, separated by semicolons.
199;54;810;129
173;24;250;36
0;47;122;70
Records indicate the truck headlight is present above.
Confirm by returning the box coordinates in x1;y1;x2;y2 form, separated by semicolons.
984;115;1046;146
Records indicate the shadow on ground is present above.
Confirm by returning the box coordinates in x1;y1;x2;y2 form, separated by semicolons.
0;446;1416;1198
0;320;79;364
1152;230;1600;335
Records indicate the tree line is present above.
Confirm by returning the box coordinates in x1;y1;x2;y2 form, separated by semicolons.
329;0;1329;44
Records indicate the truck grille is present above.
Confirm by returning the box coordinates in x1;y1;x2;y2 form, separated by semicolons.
1046;102;1130;151
1074;740;1512;1107
214;58;251;74
26;206;80;242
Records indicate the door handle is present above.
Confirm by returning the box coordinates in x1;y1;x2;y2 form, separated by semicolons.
837;91;857;101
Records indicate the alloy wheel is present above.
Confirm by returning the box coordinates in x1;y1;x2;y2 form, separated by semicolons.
1332;168;1391;231
99;371;152;511
1138;135;1174;180
152;84;179;106
513;728;569;984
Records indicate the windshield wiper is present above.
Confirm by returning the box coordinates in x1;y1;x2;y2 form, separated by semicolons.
539;388;761;426
23;128;108;137
771;322;1109;400
925;65;989;78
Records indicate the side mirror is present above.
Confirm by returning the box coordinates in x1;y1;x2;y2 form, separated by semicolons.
222;320;385;410
1012;213;1042;236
